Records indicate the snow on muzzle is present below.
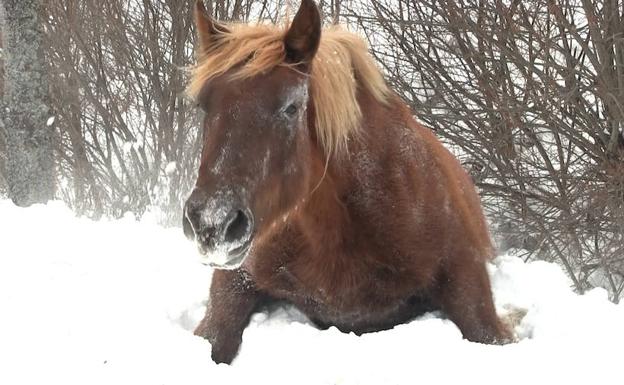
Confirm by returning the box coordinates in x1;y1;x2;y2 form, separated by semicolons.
183;188;254;269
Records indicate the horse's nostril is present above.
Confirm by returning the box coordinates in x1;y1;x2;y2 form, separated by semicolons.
224;210;250;243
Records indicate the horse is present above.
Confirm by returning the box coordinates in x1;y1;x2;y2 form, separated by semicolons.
183;0;513;364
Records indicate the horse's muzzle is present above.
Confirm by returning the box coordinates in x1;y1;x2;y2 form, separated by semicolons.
183;189;254;269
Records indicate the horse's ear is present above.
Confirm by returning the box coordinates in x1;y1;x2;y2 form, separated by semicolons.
195;0;228;53
284;0;321;66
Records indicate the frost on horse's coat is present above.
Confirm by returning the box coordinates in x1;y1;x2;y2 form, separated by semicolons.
183;0;513;364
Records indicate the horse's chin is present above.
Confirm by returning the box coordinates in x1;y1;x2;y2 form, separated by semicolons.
200;241;251;270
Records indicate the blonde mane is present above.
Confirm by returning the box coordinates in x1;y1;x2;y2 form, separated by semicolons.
187;23;390;155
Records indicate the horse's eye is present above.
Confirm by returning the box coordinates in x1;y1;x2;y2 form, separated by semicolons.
284;103;298;117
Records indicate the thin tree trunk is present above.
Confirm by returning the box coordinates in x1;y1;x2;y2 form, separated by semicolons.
66;72;102;216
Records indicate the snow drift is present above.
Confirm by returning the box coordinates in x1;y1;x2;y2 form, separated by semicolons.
0;200;622;385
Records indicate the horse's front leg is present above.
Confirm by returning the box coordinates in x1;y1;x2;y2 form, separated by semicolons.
437;260;514;344
194;268;263;364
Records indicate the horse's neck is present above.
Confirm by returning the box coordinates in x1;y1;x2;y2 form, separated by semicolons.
294;149;351;244
297;87;402;247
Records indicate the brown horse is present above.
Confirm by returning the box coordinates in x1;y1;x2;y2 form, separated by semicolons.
183;0;512;364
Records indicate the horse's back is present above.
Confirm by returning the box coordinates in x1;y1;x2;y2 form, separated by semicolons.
409;117;494;259
350;93;494;262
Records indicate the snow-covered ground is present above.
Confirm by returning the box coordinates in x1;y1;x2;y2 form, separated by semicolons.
0;200;622;385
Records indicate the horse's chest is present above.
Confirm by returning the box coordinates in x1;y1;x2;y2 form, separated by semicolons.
269;252;415;317
249;228;432;331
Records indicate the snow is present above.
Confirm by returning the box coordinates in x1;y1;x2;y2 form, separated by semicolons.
165;161;177;175
122;141;134;153
0;200;622;385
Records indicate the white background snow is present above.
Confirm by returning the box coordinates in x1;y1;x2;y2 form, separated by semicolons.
0;200;622;385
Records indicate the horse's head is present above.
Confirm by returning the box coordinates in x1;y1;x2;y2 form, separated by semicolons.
183;0;322;269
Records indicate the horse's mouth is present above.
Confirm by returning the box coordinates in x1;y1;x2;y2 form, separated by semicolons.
200;238;252;270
